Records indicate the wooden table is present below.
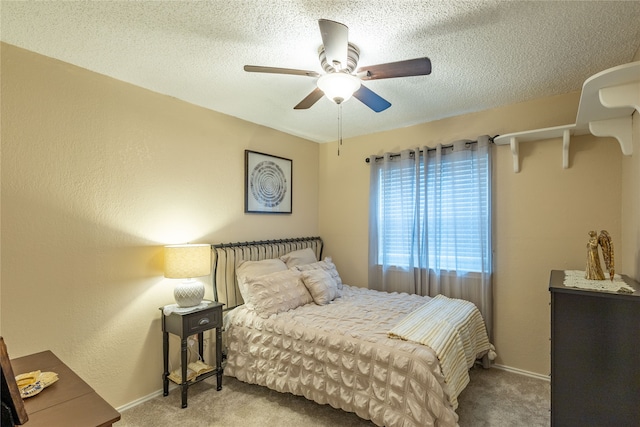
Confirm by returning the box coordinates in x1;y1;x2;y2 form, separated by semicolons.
10;350;120;427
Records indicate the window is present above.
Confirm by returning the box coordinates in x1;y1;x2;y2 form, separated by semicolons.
372;142;490;273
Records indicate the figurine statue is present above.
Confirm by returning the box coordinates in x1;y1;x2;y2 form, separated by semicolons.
585;230;615;281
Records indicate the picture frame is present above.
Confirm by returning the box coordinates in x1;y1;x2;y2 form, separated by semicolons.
245;150;292;214
0;337;28;426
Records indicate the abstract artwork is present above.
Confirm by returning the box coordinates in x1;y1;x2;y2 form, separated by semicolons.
245;150;292;214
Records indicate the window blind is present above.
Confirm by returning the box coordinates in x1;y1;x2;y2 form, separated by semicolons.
375;147;490;272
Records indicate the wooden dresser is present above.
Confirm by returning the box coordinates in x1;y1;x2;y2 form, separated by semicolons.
549;270;640;426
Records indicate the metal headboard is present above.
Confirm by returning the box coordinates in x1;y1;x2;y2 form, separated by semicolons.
211;236;323;312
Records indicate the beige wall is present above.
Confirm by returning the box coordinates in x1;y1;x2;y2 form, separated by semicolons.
620;45;640;281
318;92;625;376
2;39;637;409
0;43;318;407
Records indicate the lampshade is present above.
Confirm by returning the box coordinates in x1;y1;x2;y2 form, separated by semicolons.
164;244;211;278
164;244;211;308
317;72;361;104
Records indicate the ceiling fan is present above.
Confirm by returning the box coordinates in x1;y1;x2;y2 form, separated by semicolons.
244;19;432;113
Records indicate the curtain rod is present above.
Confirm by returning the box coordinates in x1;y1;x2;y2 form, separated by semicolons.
364;141;475;163
364;135;497;163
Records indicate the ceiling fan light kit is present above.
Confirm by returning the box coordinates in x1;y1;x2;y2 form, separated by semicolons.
244;19;432;113
317;72;361;104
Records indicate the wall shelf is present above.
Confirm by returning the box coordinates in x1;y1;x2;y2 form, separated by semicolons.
494;61;640;172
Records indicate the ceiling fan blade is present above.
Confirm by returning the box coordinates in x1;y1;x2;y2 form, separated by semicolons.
294;87;324;110
357;57;432;80
244;65;320;78
353;84;391;112
318;19;348;71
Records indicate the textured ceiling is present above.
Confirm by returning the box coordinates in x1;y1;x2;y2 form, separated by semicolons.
2;1;640;143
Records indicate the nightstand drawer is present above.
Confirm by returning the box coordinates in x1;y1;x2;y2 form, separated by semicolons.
187;309;221;334
161;301;224;338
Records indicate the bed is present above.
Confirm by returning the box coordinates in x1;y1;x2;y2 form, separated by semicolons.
212;237;492;427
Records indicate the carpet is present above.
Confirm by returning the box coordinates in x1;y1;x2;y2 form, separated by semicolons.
118;367;550;426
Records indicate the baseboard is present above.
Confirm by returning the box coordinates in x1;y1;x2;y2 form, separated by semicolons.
493;363;550;382
116;383;179;413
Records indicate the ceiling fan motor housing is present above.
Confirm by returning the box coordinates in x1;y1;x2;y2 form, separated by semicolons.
319;42;360;73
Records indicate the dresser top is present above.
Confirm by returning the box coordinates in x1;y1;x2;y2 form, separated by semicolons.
549;270;640;300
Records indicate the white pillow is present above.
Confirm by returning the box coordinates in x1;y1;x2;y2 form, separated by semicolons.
279;247;318;267
244;269;313;318
300;269;340;305
295;257;343;289
236;258;287;304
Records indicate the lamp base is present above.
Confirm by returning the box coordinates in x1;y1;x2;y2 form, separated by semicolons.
174;279;205;308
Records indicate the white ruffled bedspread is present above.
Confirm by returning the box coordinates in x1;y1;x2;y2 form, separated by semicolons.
224;286;490;427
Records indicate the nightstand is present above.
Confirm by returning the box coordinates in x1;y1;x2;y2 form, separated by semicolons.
160;300;224;408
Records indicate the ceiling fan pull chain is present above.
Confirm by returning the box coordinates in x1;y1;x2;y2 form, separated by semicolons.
338;103;343;156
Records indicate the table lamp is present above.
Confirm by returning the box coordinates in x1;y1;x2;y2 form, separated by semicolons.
164;244;211;307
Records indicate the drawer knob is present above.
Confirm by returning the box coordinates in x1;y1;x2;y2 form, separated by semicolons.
199;318;210;325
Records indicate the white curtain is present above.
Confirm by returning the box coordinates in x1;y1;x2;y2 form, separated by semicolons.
368;136;493;337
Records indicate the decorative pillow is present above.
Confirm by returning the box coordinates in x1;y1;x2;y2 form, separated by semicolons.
295;257;343;289
279;247;317;267
244;269;313;318
236;258;287;304
300;269;340;305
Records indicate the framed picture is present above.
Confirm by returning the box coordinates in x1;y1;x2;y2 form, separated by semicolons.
245;150;292;214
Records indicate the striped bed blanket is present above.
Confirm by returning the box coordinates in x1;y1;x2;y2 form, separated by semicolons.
388;294;491;407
